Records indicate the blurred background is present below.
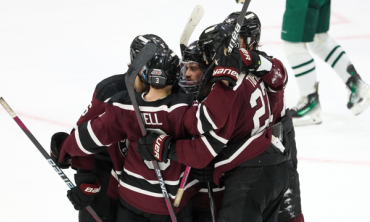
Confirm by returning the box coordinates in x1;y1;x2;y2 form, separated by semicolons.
0;0;369;221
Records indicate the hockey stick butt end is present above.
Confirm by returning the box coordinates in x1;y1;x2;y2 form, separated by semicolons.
173;188;185;207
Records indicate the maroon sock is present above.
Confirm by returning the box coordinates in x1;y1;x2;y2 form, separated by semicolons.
280;214;304;222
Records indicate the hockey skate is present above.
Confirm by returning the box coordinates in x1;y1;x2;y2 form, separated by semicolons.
291;83;322;126
346;66;370;115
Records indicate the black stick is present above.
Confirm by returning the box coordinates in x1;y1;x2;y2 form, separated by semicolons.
207;182;217;222
0;97;102;222
227;0;252;54
124;43;177;222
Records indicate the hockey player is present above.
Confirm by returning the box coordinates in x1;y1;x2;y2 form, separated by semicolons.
137;20;291;222
50;34;169;222
179;41;225;222
52;47;240;222
282;0;370;126
225;11;304;222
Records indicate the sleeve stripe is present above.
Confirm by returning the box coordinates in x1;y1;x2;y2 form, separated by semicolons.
202;105;218;130
74;126;93;155
196;105;204;134
215;131;264;168
87;120;104;146
209;130;228;144
111;169;119;181
200;135;218;157
233;73;246;91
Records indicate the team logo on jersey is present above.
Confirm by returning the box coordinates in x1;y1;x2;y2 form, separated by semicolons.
151;69;162;75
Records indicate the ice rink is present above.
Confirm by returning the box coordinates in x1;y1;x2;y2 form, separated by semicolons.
1;0;369;221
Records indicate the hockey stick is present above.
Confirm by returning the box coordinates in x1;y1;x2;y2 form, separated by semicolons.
227;0;251;54
173;166;191;207
207;182;217;222
124;43;177;222
173;5;204;208
0;97;102;222
179;5;204;56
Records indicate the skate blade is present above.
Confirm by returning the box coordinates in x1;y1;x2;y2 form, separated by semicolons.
351;97;370;115
293;114;322;126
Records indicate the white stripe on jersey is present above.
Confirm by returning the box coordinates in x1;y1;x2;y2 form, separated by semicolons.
199;187;225;193
113;103;189;113
87;121;104;146
120;180;176;199
209;130;228;144
74;126;93;155
124;168;182;186
215;131;264;168
202;105;218;130
233;73;246;91
196;104;204;134
111;169;119;181
200;135;218;157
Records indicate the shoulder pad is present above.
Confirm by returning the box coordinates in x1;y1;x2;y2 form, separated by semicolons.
95;74;127;102
107;91;131;105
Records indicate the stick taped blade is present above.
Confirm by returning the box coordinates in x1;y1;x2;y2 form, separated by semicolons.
180;5;204;46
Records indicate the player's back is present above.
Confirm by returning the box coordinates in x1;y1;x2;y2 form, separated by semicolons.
213;73;273;182
107;90;201;215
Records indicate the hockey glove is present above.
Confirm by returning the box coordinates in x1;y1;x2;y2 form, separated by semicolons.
239;48;272;77
190;162;214;183
136;131;176;163
212;47;242;87
50;132;71;169
67;173;101;210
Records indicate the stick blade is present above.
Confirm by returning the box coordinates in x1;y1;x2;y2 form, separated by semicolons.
126;42;158;86
179;5;204;47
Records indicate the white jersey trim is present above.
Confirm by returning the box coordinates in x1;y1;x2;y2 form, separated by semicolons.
87;121;104;146
199;187;225;193
202;105;218;130
215;131;264;168
74;126;93;155
120;180;176;199
113;103;189;113
196;105;204;134
124;168;181;186
209;130;228;144
201;135;217;157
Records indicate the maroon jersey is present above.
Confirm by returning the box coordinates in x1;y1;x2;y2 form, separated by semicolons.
175;58;287;185
71;74;128;199
59;82;238;215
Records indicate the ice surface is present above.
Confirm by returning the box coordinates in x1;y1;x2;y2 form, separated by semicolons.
0;0;369;221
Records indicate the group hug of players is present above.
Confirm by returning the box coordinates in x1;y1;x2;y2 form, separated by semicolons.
50;11;304;222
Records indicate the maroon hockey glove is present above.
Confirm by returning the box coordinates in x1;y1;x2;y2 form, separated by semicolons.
212;47;242;87
67;173;101;210
239;48;273;77
136;131;176;163
50;132;71;169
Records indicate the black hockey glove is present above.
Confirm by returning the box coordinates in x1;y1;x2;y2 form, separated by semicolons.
67;173;101;210
190;162;214;183
239;48;272;77
136;131;176;163
212;47;242;87
50;132;71;169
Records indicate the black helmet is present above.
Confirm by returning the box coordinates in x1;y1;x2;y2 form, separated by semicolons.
198;23;236;62
130;34;168;63
223;11;261;50
179;41;207;94
143;49;180;88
